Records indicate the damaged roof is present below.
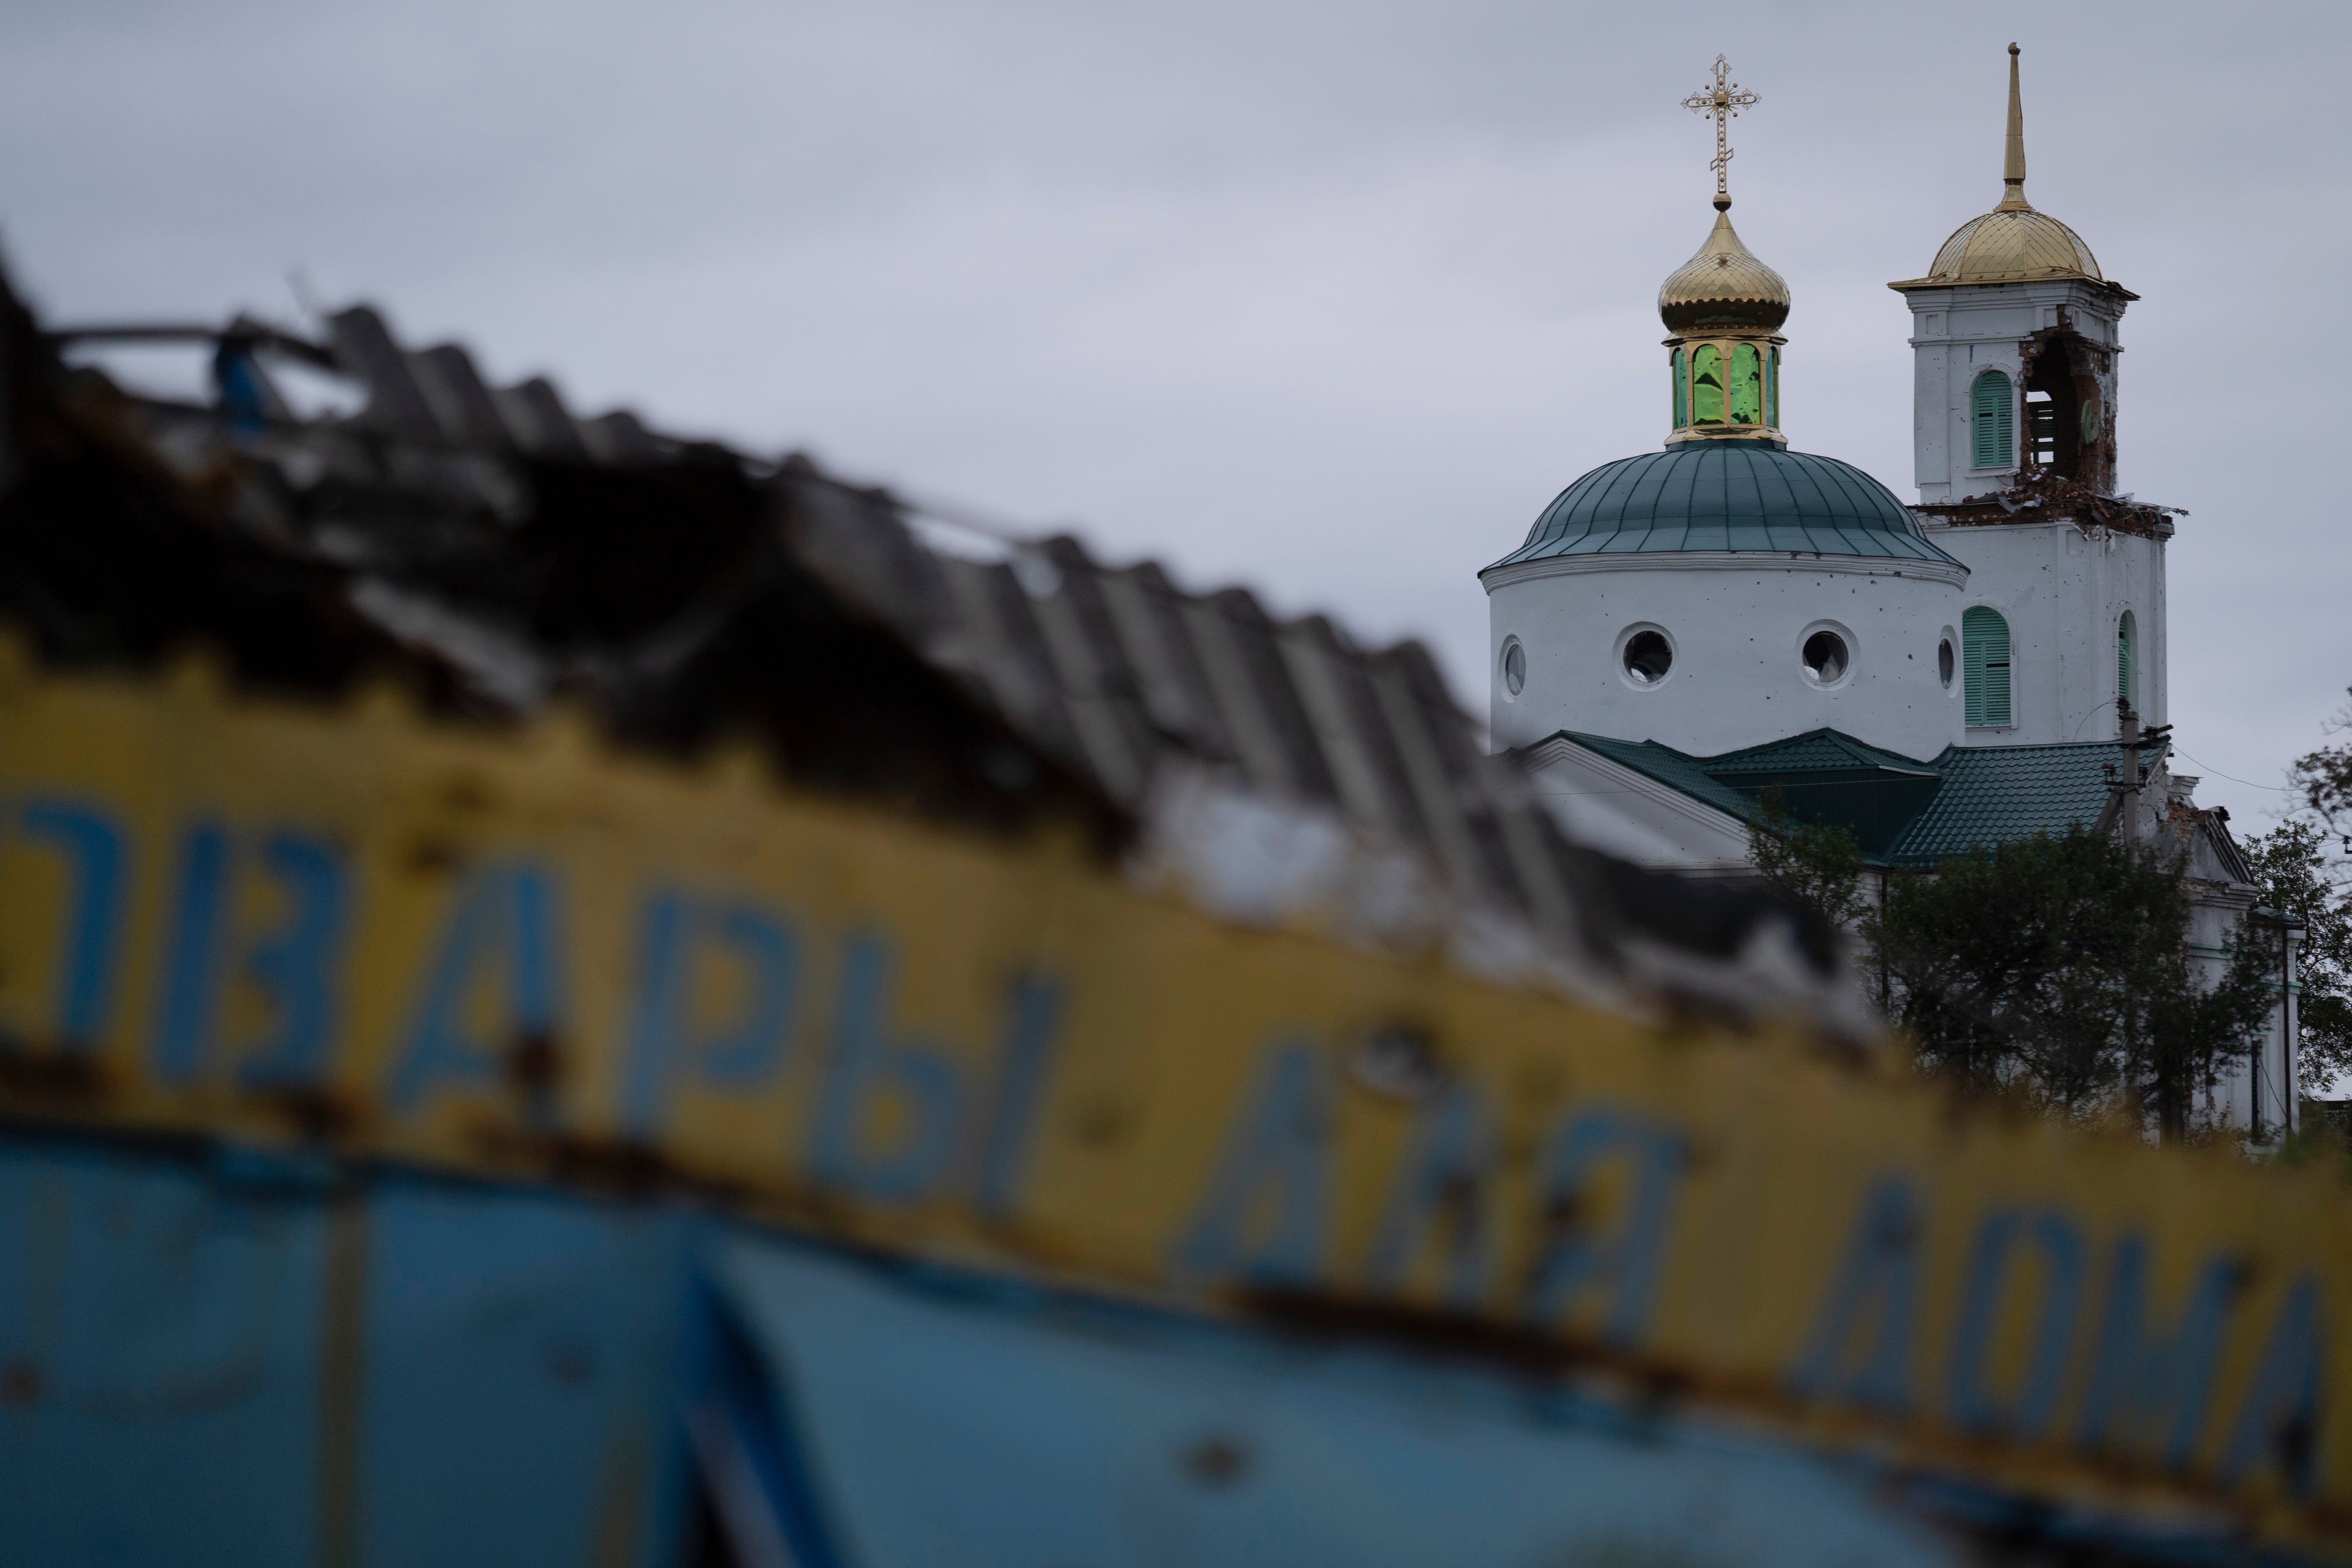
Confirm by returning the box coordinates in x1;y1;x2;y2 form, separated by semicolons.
0;277;1869;1030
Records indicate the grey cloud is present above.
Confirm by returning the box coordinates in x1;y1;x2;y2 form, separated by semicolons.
2;0;2344;826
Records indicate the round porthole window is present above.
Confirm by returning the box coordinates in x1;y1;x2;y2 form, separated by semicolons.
1623;630;1673;685
1802;630;1849;686
1501;638;1526;698
1938;638;1955;689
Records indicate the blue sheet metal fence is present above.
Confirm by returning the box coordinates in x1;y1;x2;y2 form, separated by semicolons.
0;1131;2272;1567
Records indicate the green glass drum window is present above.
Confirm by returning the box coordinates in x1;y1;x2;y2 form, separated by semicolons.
1730;343;1763;424
1672;348;1687;427
1971;370;2015;469
1962;605;2012;727
1766;348;1780;427
1691;345;1723;423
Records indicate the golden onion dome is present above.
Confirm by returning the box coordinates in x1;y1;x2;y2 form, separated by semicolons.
1895;44;2105;289
1658;195;1790;334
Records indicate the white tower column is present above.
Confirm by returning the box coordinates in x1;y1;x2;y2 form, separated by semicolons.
1888;43;2161;745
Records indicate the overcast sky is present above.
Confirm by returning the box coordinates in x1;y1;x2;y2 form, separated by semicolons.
5;1;2345;831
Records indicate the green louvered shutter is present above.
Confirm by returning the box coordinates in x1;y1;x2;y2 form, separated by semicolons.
1971;371;2013;469
1963;606;2011;727
2117;610;2136;705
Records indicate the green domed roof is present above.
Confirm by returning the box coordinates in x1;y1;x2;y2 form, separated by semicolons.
1483;440;1960;571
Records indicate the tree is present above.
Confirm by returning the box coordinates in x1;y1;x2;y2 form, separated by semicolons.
2291;686;2352;828
1748;816;2277;1140
2241;819;2352;1094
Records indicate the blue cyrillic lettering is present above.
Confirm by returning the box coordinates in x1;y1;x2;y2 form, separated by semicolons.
1174;1041;1329;1286
388;865;562;1110
1521;1107;1684;1348
1790;1178;1923;1412
809;936;966;1204
19;800;129;1051
1945;1208;2085;1439
1366;1085;1493;1312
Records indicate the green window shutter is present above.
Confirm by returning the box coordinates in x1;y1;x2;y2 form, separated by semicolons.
1692;345;1723;423
1963;606;2011;727
2117;610;2136;705
1671;348;1687;428
1971;371;2014;469
1730;343;1763;423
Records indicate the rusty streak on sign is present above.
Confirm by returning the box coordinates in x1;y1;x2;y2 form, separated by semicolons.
0;649;2344;1554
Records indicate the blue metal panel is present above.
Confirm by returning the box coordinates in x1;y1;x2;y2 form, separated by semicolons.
0;1142;330;1567
0;1140;700;1568
2;1135;2288;1566
358;1181;696;1568
711;1236;1965;1568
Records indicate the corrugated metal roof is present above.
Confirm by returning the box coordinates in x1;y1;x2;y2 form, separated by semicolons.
1484;441;1962;570
21;284;1893;1028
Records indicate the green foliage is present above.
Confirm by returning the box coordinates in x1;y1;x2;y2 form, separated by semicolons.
1748;812;2278;1140
1878;829;2272;1136
2291;687;2352;829
2241;818;2352;1092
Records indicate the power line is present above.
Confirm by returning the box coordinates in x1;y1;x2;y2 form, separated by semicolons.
2171;748;2294;794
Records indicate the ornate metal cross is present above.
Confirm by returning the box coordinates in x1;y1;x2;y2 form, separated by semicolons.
1681;55;1759;200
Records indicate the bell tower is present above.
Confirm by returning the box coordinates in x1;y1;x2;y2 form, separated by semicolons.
1890;45;2166;745
1892;45;2135;504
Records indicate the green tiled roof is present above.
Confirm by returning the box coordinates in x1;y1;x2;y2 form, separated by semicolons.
1884;743;2120;865
1562;732;1766;823
1547;727;2133;867
1697;729;1931;777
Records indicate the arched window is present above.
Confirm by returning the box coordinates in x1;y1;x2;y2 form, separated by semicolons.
1766;348;1780;428
1671;348;1688;427
1730;343;1763;424
1971;370;2015;469
1691;345;1723;423
1962;606;2012;727
2117;610;2136;709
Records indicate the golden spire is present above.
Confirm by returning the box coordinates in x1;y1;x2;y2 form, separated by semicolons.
1681;55;1759;210
1997;43;2032;212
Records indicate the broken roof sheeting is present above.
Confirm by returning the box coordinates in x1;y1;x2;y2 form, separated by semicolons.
8;282;1872;1029
783;472;1563;927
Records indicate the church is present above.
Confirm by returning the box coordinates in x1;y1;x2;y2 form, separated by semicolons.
1483;49;2303;1136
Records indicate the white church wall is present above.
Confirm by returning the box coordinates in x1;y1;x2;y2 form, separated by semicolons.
1486;554;1968;760
1902;279;2125;504
2198;926;2299;1141
2186;889;2298;1141
1924;518;2168;744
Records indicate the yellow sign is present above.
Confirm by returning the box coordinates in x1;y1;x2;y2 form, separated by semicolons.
1;653;2345;1552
